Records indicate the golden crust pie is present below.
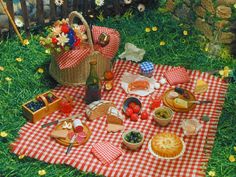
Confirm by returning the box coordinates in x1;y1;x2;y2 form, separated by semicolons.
151;132;183;158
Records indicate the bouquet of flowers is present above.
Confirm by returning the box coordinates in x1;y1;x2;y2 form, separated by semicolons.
40;19;87;55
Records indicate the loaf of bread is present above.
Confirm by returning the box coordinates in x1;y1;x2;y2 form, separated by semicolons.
86;100;115;121
107;107;124;125
51;130;68;139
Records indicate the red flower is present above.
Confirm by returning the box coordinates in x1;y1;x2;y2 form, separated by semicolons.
74;38;81;47
61;24;69;33
51;37;58;44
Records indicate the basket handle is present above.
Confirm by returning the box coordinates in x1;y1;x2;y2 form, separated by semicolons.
69;11;94;51
37;95;49;111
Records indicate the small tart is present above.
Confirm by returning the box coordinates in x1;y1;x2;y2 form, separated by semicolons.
151;132;183;158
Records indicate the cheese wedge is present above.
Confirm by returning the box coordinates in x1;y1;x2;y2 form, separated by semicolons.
173;98;188;109
194;79;208;94
107;124;124;132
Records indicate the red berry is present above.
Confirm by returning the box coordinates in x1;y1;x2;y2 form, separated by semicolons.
141;111;149;120
51;37;58;44
133;105;141;113
61;24;69;33
125;108;133;117
150;99;161;110
128;102;136;109
130;113;139;122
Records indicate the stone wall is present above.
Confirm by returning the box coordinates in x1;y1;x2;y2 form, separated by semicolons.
163;0;236;46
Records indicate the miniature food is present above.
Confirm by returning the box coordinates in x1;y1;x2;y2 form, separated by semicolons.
124;131;143;144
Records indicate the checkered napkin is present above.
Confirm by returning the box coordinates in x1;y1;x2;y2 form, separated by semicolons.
91;142;123;165
164;67;190;85
56;26;120;70
11;60;228;177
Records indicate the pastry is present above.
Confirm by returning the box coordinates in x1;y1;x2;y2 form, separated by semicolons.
151;132;183;158
107;107;124;125
86;100;115;121
194;79;208;94
173;98;188;109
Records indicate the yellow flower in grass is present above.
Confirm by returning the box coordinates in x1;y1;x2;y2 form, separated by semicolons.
183;30;188;36
37;68;44;74
0;131;8;137
0;66;4;71
38;169;46;176
152;26;158;32
229;155;235;162
18;154;25;159
23;39;29;46
208;170;216;177
219;66;232;79
16;57;23;62
160;41;166;46
145;27;151;33
5;77;12;82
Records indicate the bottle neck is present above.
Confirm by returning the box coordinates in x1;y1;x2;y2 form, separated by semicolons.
90;64;97;77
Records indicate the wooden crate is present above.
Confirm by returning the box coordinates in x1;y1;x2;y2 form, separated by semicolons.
22;91;61;123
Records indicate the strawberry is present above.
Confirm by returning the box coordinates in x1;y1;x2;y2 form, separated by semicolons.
125;108;133;117
141;111;149;120
130;113;139;121
133;105;141;113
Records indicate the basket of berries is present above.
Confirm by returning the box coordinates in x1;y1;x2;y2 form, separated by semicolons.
22;91;61;123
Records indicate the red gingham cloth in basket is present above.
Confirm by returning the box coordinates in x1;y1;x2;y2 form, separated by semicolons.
56;26;120;69
91;142;123;165
11;60;228;177
164;67;190;85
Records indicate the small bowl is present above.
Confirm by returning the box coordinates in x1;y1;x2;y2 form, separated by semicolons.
122;129;144;150
123;97;142;114
153;106;174;126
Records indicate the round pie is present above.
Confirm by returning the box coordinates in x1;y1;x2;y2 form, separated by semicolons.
151;132;183;158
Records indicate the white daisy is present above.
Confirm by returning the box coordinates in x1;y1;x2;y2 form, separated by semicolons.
56;33;69;46
95;0;104;7
124;0;132;4
55;0;64;6
15;16;24;28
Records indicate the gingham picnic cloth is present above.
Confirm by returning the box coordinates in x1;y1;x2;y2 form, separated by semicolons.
56;26;120;69
91;142;123;165
11;60;228;177
164;67;190;85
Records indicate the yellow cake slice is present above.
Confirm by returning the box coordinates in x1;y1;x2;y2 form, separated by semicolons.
194;79;208;94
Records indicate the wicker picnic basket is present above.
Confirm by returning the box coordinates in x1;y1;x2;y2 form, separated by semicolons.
49;11;111;86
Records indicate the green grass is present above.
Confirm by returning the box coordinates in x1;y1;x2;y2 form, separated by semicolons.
0;9;236;177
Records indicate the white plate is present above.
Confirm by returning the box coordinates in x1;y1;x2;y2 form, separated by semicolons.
148;138;186;160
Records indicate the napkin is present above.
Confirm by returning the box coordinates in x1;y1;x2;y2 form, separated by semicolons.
119;43;145;62
164;67;190;85
91;142;123;165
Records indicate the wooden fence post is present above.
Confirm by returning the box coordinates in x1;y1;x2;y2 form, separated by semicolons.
62;0;68;18
36;0;44;25
20;0;30;38
6;0;14;35
50;0;56;22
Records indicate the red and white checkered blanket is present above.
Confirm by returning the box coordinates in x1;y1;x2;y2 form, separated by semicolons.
11;60;228;177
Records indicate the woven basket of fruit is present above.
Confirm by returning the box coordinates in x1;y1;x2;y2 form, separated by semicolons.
22;91;61;123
